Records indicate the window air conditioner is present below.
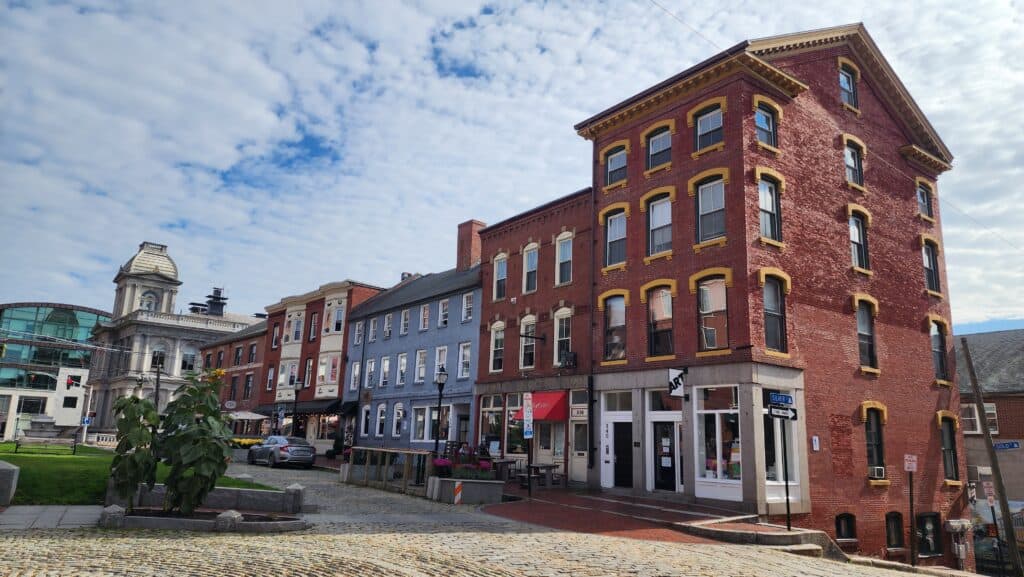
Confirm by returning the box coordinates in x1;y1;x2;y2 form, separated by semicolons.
868;466;886;480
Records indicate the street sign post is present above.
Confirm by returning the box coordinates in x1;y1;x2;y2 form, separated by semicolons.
993;441;1021;451
523;393;534;498
81;416;92;426
769;392;793;406
769;404;797;420
769;400;798;531
905;454;918;566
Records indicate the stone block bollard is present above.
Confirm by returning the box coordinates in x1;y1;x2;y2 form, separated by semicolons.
99;505;126;529
233;473;254;482
0;461;19;507
214;510;244;532
285;484;305;514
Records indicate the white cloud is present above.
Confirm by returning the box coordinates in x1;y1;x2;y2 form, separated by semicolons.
0;0;1020;327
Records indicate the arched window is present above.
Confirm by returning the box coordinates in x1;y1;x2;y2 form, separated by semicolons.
140;291;159;312
886;512;904;548
555;231;573;285
360;405;371;437
697;277;728;351
605;145;627;185
646;194;672;256
603;295;627;361
375;403;387;437
923;241;940;292
489;321;505;373
647;286;673;357
764;277;786;353
696;177;726;242
755;104;777;147
522;243;539;293
392;403;404;438
493;254;508;300
849;213;869;270
930;321;948;380
835;513;857;540
857;300;877;368
646;126;672;169
520;315;537;369
865;407;885;470
759;177;782;242
553;307;573;366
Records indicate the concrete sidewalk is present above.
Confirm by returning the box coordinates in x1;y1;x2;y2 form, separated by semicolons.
0;505;102;529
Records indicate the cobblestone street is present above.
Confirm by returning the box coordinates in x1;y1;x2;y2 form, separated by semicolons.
0;464;924;576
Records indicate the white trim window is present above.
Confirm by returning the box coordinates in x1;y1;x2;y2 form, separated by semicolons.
606;211;626;266
961;403;998;435
271;323;280;349
392;403;403;438
458;342;472;379
309;312;318;341
400;309;410;335
396;353;407;386
439;299;449;327
554;308;572;366
697;178;726;242
520;315;537;369
353;321;364;345
435;346;448;380
360;405;371;437
556;233;572;285
648;196;672;256
349;361;360;391
383;313;393;339
379;356;390;387
266;365;275;391
415;349;427;383
412;407;428;441
375;403;387;437
462;293;473;322
303;357;313;388
490;322;505;373
333;307;345;332
420;304;430;331
523;244;539;293
364;358;376;389
368;318;378;342
494;254;508;300
292;315;303;342
696;106;723;150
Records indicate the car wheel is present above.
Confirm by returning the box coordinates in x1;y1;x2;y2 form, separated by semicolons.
269;454;278;468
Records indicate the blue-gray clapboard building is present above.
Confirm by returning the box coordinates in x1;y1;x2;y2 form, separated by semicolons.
344;222;484;451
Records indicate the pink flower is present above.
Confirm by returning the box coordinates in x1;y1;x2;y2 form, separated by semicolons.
478;460;492;470
433;458;452;467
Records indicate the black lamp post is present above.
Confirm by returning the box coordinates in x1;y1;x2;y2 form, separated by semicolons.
291;374;300;437
433;366;448;455
136;361;164;413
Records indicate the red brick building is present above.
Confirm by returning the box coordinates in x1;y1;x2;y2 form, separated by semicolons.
475;189;595;482
256;281;381;452
561;24;964;568
200;320;267;435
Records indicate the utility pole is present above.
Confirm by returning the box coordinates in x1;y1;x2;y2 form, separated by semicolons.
962;337;1023;577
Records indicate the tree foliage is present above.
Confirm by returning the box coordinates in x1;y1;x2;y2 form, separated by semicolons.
110;395;159;512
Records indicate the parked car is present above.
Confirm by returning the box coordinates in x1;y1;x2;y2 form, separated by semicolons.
246;436;315;469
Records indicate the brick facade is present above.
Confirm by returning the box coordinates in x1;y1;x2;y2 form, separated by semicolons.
201;322;267;434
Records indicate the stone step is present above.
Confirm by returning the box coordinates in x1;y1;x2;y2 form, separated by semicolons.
774;544;823;558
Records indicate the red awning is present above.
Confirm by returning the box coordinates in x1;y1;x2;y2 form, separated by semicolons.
512;391;569;422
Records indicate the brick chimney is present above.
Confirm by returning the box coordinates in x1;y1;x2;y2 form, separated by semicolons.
456;220;485;271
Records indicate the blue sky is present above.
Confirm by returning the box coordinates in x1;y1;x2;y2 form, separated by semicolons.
1;0;1022;335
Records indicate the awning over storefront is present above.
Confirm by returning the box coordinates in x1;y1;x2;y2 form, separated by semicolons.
228;410;268;421
254;399;342;416
513;391;568;421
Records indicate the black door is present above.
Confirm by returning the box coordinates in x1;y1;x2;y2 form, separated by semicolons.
653;421;676;491
613;422;633;488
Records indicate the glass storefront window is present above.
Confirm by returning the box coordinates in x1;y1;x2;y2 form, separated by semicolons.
762;389;796;482
649;390;681;412
605;391;632;412
696;386;740;480
507;413;526;454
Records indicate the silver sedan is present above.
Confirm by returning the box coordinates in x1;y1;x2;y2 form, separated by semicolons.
246;435;316;469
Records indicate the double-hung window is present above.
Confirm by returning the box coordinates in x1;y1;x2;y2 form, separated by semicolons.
917;183;934;218
266;365;275;391
523;247;538;293
865;408;884;470
271;323;280;348
759;178;781;241
845;143;864;186
520;318;536;369
940;417;959;481
764;277;786;352
415;350;427;382
755;105;777;147
647;287;673;357
353;321;364;345
383;313;393;338
434;346;447;380
458;342;471;379
349;362;360;391
647;196;671;256
857;302;877;368
554;310;572;366
646;127;671;169
603;296;626;361
697;278;728;351
248;344;257;363
461;293;473;322
439;299;449;327
375;404;386;437
605;211;626;266
419;304;429;331
839;65;858;108
849;214;869;269
379;356;390;387
494;256;507;300
960;403;997;435
490;325;505;372
695;106;723;150
605;146;627;185
333;307;344;332
923;242;941;292
930;321;948;380
400;309;410;335
556;235;572;285
697;179;725;242
233;347;242;366
397;353;407;386
368;318;377;342
364;358;376;389
292;316;303;342
309;312;318;341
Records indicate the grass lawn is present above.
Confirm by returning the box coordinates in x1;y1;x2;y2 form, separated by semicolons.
0;442;275;505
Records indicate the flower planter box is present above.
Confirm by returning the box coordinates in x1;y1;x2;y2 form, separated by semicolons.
434;477;505;505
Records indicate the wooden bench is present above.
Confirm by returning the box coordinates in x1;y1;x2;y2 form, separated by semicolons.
15;436;78;455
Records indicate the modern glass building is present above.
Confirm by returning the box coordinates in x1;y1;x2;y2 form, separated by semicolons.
0;302;110;439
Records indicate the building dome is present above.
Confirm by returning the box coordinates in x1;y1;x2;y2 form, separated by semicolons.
121;242;179;280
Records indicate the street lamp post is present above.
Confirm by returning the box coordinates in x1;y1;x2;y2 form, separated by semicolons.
433;366;448;455
291;374;300;437
136;362;164;413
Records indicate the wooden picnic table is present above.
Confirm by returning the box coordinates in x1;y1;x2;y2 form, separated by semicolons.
529;463;559;487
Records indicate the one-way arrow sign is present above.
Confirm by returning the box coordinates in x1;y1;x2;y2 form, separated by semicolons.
769;404;798;420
